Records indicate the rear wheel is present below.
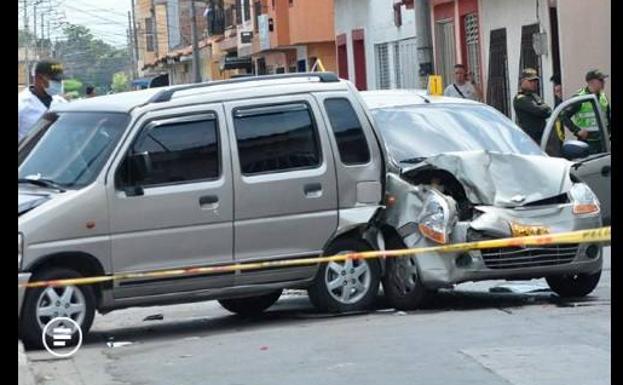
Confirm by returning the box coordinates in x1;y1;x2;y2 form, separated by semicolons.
218;289;283;316
308;239;380;313
546;270;602;298
20;268;96;350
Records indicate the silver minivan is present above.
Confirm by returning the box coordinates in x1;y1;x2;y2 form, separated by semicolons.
18;73;386;348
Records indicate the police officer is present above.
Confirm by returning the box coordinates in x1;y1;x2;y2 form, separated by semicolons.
513;68;552;143
18;60;66;141
561;69;611;155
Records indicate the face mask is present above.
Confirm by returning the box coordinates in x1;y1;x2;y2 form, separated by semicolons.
45;80;64;96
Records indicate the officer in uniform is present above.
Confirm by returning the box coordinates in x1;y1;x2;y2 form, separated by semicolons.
513;68;552;143
18;60;66;142
561;69;611;155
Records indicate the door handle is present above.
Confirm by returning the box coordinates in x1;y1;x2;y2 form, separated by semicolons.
601;165;611;177
199;195;219;209
304;183;323;198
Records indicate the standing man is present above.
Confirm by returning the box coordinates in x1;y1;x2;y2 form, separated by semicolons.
561;69;611;155
513;68;552;143
18;60;66;141
443;64;482;101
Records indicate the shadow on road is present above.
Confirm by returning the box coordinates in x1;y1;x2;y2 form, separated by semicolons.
81;288;606;348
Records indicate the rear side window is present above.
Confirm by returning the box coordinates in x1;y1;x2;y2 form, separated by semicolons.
233;103;321;175
122;117;220;187
324;98;371;165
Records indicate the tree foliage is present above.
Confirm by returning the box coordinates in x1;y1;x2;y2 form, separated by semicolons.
111;72;130;93
53;24;131;95
63;78;83;93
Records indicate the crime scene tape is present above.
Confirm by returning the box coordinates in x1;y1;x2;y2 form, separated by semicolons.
19;226;610;289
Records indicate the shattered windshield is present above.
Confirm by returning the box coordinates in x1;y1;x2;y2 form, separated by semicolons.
18;112;129;188
370;104;544;163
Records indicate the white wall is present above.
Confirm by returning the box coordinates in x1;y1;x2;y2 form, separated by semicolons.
557;0;611;101
334;0;418;89
479;0;554;120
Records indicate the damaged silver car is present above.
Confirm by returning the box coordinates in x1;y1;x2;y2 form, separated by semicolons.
362;90;603;310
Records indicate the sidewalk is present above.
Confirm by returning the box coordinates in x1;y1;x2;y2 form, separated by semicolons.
18;341;37;385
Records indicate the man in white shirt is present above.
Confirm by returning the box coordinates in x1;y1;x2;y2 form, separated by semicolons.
443;64;482;101
18;60;67;142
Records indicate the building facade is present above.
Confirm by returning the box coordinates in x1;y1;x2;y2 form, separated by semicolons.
334;0;418;91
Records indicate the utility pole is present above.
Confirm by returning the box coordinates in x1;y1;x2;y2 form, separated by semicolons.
131;0;140;72
128;11;138;79
33;2;37;60
23;0;30;86
41;12;45;58
190;0;202;83
415;0;434;88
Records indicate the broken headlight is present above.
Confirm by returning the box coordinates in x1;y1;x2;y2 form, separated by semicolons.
569;183;600;215
417;190;456;244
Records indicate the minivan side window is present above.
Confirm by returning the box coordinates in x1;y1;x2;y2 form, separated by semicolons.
324;98;371;165
119;117;220;187
233;103;321;175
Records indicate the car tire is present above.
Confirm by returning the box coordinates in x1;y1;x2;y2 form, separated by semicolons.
218;289;283;316
307;239;381;313
19;267;96;350
546;270;602;298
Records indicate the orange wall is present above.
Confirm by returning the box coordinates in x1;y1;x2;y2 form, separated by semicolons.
307;42;336;72
269;0;291;47
288;0;335;44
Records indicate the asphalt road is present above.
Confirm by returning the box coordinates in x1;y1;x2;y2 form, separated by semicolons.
24;247;611;385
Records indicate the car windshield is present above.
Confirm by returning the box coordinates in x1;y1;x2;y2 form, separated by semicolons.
18;112;130;188
370;104;544;163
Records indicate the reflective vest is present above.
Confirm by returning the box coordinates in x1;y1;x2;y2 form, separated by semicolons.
571;88;609;132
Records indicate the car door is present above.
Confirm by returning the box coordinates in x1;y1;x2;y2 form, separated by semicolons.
106;105;234;298
541;94;611;224
225;95;339;263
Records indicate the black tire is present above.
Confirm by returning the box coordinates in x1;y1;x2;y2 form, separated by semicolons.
218;289;283;316
307;238;381;313
546;270;602;298
19;268;96;350
382;237;434;311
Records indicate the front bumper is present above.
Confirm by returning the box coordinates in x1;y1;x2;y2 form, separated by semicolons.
18;272;31;319
406;204;604;289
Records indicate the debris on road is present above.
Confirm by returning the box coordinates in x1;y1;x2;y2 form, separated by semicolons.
260;346;269;351
489;283;551;294
143;313;164;321
107;341;133;348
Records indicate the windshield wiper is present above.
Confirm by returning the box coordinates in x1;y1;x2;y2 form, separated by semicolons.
399;157;428;164
18;178;66;192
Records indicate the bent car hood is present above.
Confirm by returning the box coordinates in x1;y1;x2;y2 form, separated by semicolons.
403;151;573;207
19;190;52;216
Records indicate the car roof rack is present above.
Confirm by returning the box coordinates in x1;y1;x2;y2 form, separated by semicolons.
147;72;340;104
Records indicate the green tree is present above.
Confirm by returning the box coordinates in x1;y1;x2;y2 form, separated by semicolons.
53;24;131;94
111;72;130;93
63;78;83;93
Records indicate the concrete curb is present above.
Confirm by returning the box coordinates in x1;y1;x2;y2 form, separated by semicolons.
18;341;37;385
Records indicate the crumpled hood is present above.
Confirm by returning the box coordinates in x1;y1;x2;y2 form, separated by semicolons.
19;190;52;216
403;151;573;207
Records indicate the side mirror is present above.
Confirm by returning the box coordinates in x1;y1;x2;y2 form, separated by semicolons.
122;152;152;196
561;140;589;160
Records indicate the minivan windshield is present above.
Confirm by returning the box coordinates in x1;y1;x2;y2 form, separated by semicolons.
370;104;544;163
18;112;130;188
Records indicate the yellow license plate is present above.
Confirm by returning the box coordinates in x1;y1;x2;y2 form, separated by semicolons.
510;222;551;237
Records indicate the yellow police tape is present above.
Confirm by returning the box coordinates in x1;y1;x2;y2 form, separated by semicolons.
20;226;610;289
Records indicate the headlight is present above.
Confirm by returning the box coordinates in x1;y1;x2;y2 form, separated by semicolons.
417;190;456;244
569;183;600;215
18;233;23;271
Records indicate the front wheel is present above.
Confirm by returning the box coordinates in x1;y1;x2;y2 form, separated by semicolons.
546;270;602;298
218;289;283;316
19;268;96;350
308;239;380;313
